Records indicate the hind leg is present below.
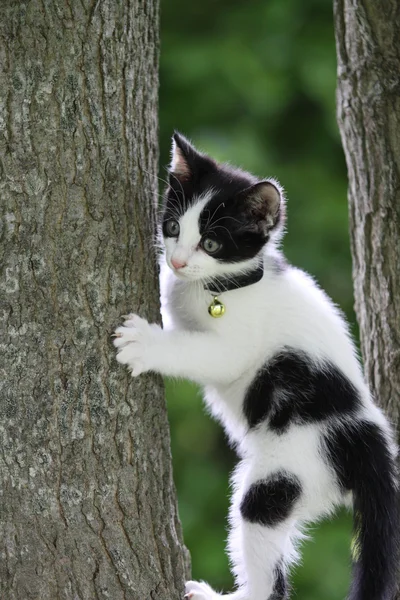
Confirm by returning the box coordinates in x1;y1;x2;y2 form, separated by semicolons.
185;471;301;600
185;523;296;600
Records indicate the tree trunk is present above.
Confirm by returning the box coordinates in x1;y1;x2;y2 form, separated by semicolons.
334;0;400;430
0;1;189;599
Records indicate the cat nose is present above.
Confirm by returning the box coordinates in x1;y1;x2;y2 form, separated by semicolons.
171;258;187;270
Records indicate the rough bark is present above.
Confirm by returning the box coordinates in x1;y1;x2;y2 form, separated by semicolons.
334;0;400;429
0;1;188;599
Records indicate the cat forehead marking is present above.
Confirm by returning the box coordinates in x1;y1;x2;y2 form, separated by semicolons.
178;190;214;245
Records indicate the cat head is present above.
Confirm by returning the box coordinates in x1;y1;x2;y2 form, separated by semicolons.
162;132;285;282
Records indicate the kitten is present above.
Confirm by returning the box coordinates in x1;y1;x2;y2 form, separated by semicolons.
114;133;399;600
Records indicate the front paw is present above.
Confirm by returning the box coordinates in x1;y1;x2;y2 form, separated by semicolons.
113;314;161;376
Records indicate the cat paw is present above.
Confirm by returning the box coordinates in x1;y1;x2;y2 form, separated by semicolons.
113;314;161;376
185;581;220;600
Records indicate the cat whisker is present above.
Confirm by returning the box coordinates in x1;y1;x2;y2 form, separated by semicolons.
167;171;187;206
211;215;242;227
140;165;186;210
206;198;224;229
208;224;239;249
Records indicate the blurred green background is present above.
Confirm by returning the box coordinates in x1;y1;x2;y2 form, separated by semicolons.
160;1;353;598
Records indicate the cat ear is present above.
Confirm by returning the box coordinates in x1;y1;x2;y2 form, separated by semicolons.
170;132;193;181
169;132;215;184
241;179;284;234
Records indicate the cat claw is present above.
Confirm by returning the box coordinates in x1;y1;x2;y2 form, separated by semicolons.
111;332;122;338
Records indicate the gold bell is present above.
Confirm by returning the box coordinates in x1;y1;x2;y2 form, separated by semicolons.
208;297;226;318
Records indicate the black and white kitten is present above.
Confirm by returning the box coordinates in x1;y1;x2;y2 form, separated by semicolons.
114;133;399;600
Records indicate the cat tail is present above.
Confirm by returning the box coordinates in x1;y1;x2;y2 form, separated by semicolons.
349;423;400;600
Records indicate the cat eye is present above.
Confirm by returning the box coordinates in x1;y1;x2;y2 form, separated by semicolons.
201;237;222;255
165;219;180;237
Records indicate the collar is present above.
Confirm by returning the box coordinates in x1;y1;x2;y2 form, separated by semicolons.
204;263;264;295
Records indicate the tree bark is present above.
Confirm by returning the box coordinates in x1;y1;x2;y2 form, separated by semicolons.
334;0;400;430
0;1;188;599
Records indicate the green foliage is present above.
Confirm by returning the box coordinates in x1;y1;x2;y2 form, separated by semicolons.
161;1;353;598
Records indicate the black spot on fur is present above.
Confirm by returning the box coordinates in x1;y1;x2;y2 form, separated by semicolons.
240;472;301;526
243;348;360;432
324;422;399;600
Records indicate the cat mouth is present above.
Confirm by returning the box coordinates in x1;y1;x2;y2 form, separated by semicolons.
173;269;195;280
171;266;203;281
172;267;188;278
169;263;189;277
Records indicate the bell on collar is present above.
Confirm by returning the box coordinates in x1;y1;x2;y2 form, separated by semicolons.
208;296;225;318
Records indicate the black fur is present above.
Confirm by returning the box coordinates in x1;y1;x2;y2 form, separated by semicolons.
240;472;301;526
243;348;360;432
164;132;283;263
271;565;288;600
197;192;269;263
323;422;399;600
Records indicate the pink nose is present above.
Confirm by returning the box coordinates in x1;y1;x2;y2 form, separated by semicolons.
171;258;187;270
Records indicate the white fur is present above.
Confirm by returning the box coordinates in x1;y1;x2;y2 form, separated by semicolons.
114;187;393;600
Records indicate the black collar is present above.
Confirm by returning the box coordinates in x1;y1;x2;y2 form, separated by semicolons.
204;264;264;295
